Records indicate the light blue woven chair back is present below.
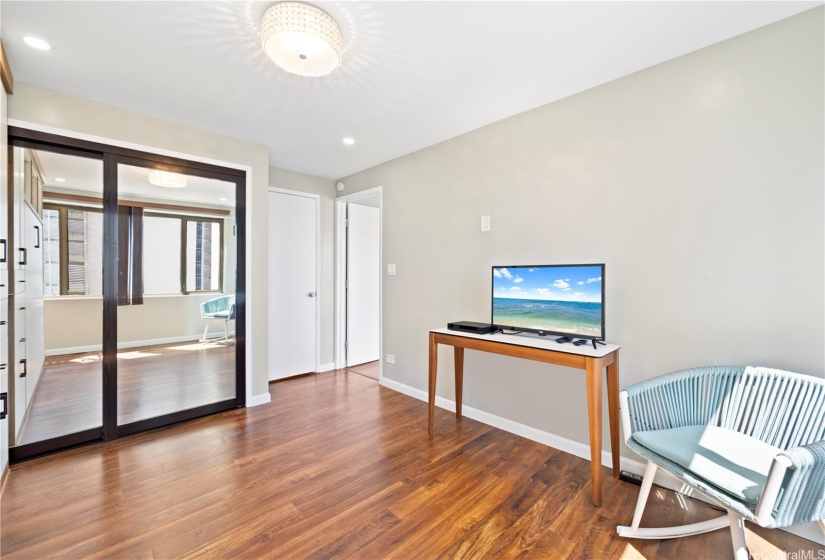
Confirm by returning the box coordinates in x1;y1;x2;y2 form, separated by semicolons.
714;367;825;450
625;366;825;450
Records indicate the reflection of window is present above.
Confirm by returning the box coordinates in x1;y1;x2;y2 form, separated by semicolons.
67;210;103;295
143;216;182;294
44;204;224;297
186;220;222;292
42;208;61;296
42;204;103;296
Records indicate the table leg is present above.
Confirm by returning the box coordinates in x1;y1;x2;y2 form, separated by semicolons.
585;357;604;507
454;347;464;421
606;350;621;478
428;332;438;435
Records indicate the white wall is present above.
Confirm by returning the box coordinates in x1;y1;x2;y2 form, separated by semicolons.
269;166;336;367
339;9;825;454
9;84;271;399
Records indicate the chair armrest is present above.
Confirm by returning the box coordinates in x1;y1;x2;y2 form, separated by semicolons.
763;439;825;527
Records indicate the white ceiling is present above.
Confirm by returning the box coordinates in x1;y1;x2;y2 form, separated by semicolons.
3;1;820;179
35;149;236;206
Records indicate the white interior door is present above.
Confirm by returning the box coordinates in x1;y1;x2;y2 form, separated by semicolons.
346;203;379;367
268;190;318;381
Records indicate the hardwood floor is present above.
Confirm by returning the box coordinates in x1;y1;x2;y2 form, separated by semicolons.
348;360;379;380
18;341;235;445
2;370;821;559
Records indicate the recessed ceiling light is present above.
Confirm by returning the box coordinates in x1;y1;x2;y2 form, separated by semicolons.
23;36;51;51
342;137;355;146
54;177;66;183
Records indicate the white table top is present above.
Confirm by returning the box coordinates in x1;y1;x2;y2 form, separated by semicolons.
430;327;621;358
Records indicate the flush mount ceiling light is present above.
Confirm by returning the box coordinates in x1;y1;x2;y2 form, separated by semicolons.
342;137;355;145
148;170;188;189
261;2;343;77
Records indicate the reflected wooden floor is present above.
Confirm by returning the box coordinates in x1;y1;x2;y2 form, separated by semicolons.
348;360;379;380
2;370;821;559
18;340;235;445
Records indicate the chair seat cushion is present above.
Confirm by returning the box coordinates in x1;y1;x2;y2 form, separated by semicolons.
632;425;780;506
205;311;232;319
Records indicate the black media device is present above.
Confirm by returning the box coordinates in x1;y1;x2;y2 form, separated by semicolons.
447;321;497;335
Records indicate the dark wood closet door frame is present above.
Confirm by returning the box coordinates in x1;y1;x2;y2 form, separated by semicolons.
8;127;247;462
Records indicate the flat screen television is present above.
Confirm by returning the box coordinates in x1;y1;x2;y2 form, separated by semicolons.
492;264;605;340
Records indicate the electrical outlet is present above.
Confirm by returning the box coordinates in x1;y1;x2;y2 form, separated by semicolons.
387;264;396;276
480;215;491;232
386;354;396;364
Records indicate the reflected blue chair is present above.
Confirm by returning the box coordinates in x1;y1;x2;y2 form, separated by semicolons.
200;295;236;343
617;366;825;559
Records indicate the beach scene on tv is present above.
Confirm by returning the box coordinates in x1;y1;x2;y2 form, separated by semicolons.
492;265;603;337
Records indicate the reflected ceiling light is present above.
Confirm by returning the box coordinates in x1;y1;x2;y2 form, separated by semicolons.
54;177;66;183
220;197;228;202
261;2;342;77
148;170;188;189
23;36;51;51
342;137;355;146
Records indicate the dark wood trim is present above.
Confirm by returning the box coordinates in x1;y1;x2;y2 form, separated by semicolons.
131;207;144;305
9;428;103;462
9;127;245;180
117;206;131;306
0;40;13;95
234;174;246;407
116;399;237;437
43;191;230;217
102;153;119;441
58;206;69;295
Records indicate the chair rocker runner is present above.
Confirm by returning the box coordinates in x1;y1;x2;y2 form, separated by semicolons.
200;295;236;343
616;366;825;560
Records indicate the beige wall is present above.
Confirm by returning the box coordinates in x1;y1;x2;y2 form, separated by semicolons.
340;9;824;454
44;294;232;353
269;166;336;366
9;84;271;398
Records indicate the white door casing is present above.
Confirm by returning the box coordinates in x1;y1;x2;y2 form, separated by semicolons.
268;189;319;381
346;203;380;367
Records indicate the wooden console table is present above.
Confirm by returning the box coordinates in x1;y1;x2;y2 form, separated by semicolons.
428;328;621;507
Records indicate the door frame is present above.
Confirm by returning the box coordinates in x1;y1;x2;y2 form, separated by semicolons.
267;187;321;376
334;186;382;379
7;124;248;461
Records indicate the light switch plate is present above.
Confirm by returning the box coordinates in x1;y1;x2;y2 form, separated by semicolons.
387;264;396;275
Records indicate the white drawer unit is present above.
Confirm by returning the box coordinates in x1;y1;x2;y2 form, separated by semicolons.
0;269;7;301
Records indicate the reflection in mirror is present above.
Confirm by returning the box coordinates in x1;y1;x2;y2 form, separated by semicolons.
115;163;236;426
11;147;104;446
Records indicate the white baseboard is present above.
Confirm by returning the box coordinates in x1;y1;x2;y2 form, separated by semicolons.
46;333;236;357
247;393;271;407
379;377;825;546
316;362;336;373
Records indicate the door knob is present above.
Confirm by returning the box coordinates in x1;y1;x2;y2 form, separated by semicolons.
307;292;316;298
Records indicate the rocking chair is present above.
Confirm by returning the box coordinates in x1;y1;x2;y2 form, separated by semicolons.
617;366;825;559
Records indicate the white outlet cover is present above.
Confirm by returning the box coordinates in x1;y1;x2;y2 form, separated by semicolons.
386;354;396;364
481;215;491;232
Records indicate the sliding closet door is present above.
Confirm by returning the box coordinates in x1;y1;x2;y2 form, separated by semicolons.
8;147;104;457
114;161;239;433
8;126;246;461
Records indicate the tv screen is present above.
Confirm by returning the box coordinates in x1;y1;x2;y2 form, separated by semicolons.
492;264;605;340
